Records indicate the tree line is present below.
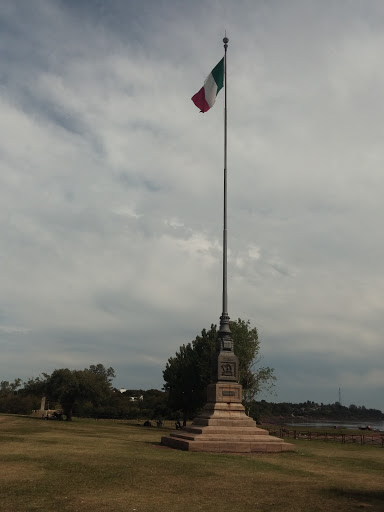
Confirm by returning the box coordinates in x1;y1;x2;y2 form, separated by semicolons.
1;319;382;422
0;365;175;421
1;375;382;422
1;375;382;423
251;400;384;422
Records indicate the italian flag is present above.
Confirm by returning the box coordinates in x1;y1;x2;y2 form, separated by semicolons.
191;58;224;113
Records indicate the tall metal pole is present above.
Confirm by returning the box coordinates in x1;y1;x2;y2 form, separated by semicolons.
222;36;228;322
216;35;237;382
218;35;231;344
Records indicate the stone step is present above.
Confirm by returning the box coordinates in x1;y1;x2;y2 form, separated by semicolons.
196;414;255;421
202;403;246;411
196;406;251;414
168;433;282;442
192;418;257;427
161;436;295;453
183;426;269;435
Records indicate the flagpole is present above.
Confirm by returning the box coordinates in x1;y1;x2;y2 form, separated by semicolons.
222;36;228;323
216;34;236;366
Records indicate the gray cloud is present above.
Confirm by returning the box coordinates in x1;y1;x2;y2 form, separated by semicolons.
1;0;384;410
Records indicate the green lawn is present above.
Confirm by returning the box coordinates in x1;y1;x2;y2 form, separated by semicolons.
0;414;383;512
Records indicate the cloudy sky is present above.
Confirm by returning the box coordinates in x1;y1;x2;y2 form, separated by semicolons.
1;0;384;410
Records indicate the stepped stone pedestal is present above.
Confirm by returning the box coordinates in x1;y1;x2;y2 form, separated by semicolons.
162;383;295;453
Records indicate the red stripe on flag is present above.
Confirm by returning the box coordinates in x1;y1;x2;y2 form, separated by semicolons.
191;87;210;113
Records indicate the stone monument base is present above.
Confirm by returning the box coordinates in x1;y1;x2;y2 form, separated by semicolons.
161;383;295;453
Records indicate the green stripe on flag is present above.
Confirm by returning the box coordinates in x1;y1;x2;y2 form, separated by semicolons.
211;58;224;93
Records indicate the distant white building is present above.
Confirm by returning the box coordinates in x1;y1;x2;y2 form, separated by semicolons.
129;395;144;402
118;389;144;401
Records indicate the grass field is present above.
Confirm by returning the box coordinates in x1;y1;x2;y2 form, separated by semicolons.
0;414;383;512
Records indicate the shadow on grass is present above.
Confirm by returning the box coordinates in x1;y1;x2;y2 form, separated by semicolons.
327;487;384;504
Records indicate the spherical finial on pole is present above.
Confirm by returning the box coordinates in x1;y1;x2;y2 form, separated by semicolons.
223;36;229;50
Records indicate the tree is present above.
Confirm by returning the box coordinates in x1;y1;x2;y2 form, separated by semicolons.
163;329;214;424
45;369;79;420
241;366;276;415
87;364;115;381
23;375;49;396
0;379;22;395
0;378;42;414
39;364;115;421
163;319;275;422
229;319;276;413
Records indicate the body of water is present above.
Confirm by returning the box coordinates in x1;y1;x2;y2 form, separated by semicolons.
286;420;384;431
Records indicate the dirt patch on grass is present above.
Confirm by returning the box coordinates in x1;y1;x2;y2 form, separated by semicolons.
1;462;44;482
